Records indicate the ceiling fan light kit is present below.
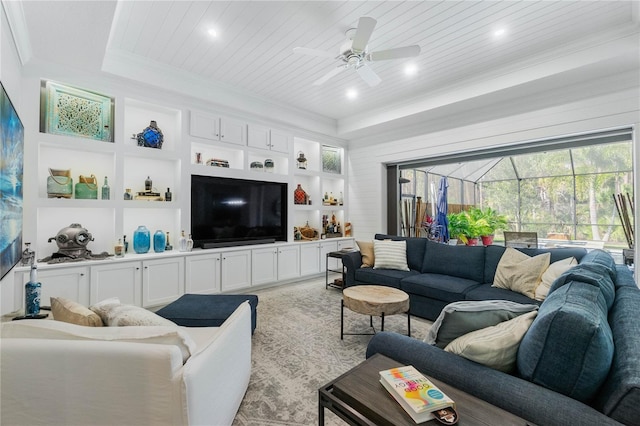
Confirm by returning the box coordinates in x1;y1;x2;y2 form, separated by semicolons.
294;16;421;87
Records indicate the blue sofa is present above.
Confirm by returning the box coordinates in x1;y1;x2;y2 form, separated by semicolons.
365;248;640;425
342;234;588;320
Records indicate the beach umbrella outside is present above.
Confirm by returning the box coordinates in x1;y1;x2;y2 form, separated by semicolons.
436;177;449;242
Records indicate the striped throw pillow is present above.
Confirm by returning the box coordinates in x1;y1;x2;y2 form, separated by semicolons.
373;240;409;271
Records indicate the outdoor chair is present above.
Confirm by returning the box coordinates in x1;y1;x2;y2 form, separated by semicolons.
504;231;538;249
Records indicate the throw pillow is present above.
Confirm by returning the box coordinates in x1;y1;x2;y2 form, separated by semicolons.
1;319;195;364
444;310;537;373
373;239;409;271
50;296;103;327
492;248;550;298
90;298;177;327
534;257;578;301
356;240;375;268
424;300;539;349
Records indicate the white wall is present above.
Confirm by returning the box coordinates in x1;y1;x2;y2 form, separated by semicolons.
0;3;26;314
347;85;640;244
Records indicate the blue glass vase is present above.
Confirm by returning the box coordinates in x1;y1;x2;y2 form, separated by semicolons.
133;225;150;254
153;230;166;253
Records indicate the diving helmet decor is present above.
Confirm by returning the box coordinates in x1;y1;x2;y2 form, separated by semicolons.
296;151;308;169
39;223;112;263
135;120;164;149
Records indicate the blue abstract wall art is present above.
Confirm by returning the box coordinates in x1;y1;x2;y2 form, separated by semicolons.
0;81;24;280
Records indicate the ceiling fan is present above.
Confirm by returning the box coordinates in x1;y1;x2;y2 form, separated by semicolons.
293;16;421;87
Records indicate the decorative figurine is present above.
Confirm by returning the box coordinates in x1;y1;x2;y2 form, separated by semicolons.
39;223;112;263
296;151;307;169
136;120;163;149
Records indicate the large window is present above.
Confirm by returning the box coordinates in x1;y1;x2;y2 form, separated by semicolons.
395;131;634;250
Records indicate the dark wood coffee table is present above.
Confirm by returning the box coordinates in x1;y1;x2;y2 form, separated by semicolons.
319;353;531;426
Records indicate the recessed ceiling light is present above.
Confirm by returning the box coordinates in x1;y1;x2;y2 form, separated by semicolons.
346;89;358;100
493;27;507;38
207;28;218;38
404;63;418;76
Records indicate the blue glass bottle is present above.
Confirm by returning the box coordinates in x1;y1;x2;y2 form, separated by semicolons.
25;265;41;316
153;230;166;253
133;225;150;254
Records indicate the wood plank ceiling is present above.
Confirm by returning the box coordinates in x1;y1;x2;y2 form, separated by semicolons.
21;1;638;122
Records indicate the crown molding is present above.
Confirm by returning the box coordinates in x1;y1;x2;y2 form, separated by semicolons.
1;0;31;65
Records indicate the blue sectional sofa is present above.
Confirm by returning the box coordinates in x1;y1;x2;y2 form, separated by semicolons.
366;249;640;425
341;233;588;320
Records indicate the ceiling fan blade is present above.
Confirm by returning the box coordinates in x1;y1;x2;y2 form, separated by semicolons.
356;63;381;87
368;45;421;61
351;16;377;52
293;47;335;58
313;65;347;86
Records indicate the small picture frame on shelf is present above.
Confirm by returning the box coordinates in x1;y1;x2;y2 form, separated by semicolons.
322;145;341;174
41;80;114;142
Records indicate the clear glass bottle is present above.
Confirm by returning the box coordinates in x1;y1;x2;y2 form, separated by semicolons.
178;230;188;252
114;238;124;257
101;176;110;200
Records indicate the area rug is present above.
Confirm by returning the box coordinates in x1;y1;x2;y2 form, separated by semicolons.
232;277;432;426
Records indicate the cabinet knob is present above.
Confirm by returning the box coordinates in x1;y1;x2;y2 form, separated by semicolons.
221;134;224;138
136;267;140;270
80;273;84;276
144;266;148;269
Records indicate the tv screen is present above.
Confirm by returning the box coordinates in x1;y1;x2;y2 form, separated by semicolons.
191;175;288;248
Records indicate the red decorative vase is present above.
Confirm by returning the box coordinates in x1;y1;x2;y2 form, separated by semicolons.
294;184;307;205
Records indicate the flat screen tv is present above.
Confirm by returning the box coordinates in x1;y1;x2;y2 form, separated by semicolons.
191;175;288;248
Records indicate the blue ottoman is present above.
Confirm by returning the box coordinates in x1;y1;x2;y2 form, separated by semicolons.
156;294;258;334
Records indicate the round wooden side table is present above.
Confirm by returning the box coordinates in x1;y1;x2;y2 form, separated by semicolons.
341;285;410;339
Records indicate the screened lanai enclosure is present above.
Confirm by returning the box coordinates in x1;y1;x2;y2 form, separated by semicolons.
394;129;634;259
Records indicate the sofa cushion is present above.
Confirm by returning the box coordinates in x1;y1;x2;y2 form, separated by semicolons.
445;310;538;373
425;300;539;348
592;284;640;424
534;257;578;301
579;249;617;281
373;239;409;271
90;298;177;327
355;267;418;289
51;296;103;327
492;248;550;298
465;285;541;305
375;234;426;271
422;240;485;282
356;241;375;267
517;281;614;403
0;319;195;363
484;246;587;285
400;274;481;303
549;263;616;309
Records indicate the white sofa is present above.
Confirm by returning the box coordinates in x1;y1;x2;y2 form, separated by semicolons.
0;301;252;426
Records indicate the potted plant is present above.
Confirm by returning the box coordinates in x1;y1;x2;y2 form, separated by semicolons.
462;209;483;246
447;212;468;245
468;207;508;245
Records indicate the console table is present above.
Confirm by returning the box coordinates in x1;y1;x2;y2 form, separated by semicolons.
319;353;531;426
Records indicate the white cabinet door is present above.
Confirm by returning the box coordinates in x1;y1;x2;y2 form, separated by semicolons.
269;129;291;153
221;250;252;291
90;262;142;306
190;110;219;140
320;241;339;270
252;247;278;286
247;124;270;150
300;243;321;276
219;117;246;146
278;245;300;280
185;253;221;294
142;257;185;307
23;266;90;307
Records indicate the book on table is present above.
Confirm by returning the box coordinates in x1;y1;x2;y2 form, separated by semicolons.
379;365;457;424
